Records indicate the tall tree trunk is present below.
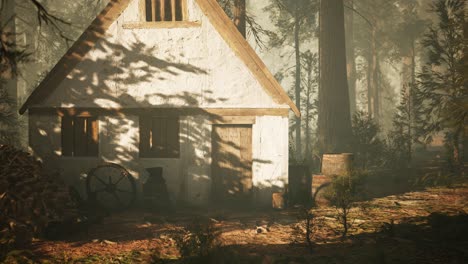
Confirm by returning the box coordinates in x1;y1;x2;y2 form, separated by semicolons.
461;8;467;167
304;59;312;162
452;128;461;171
367;26;379;121
345;0;357;116
233;0;246;37
410;39;416;85
462;115;467;175
401;43;416;89
408;39;416;162
294;8;302;161
318;0;352;154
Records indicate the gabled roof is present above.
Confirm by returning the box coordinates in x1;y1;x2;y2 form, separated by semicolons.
20;0;300;117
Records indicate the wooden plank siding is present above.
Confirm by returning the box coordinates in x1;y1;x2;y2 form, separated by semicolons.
212;125;253;205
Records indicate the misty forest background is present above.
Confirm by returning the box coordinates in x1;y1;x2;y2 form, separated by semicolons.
0;0;467;174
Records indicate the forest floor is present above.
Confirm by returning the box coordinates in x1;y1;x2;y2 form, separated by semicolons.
3;173;468;264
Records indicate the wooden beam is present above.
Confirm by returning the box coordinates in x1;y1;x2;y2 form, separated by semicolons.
160;0;165;21
29;107;290;117
209;116;256;124
181;0;187;20
139;0;146;22
123;21;201;29
151;0;157;21
171;0;176;21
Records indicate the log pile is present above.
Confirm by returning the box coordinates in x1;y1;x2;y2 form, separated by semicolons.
0;145;79;248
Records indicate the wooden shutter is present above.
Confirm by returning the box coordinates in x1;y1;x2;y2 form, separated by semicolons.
164;0;172;21
154;0;161;21
145;0;152;21
166;117;180;157
152;117;167;155
86;117;99;156
139;116;152;157
175;0;183;21
139;116;179;158
61;116;74;156
73;117;87;156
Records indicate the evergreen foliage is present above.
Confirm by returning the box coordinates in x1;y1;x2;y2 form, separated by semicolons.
416;0;467;169
351;111;385;169
266;0;318;160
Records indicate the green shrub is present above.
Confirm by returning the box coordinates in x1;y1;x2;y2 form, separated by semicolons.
323;171;367;237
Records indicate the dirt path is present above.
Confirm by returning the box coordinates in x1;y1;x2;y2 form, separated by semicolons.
7;184;468;263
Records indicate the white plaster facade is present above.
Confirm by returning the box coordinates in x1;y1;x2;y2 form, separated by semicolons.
26;0;292;207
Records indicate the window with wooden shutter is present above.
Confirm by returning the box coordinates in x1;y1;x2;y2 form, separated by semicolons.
62;116;99;157
144;0;186;22
139;116;180;158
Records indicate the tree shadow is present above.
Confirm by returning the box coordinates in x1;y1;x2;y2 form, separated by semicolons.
162;212;468;264
28;30;281;213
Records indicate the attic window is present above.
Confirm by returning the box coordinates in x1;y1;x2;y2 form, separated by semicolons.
144;0;185;22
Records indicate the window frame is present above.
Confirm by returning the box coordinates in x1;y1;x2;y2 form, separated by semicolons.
139;115;180;159
61;115;99;157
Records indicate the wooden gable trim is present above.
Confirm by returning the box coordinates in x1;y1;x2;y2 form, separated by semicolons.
209;116;256;124
20;0;300;117
195;0;300;117
19;0;132;115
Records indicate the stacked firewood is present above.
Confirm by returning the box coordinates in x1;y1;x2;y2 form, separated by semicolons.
0;145;79;247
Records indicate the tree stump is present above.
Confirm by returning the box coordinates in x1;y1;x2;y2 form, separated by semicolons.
321;153;354;176
312;153;354;206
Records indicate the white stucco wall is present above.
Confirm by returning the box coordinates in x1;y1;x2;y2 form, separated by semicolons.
29;113;288;206
28;0;291;207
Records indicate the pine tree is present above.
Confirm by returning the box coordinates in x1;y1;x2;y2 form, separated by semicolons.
301;51;319;161
352;0;401;125
390;82;425;164
344;0;357;116
417;0;467;171
266;0;317;160
0;0;81;145
218;0;271;48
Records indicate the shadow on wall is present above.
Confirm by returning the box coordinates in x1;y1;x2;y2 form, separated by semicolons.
30;36;277;207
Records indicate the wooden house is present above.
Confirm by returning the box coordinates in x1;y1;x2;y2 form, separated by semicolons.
19;0;299;207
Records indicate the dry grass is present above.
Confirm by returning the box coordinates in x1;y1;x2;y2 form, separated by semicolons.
2;182;468;263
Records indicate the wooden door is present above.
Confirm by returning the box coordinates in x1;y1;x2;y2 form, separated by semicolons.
212;125;253;205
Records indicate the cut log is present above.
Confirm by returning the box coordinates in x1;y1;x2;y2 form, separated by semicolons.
321;153;354;176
